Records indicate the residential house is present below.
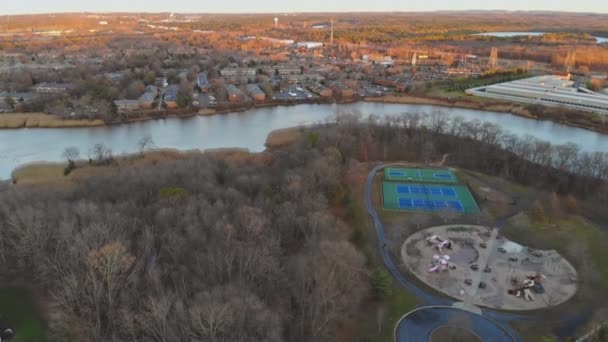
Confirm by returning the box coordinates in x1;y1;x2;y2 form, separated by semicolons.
307;82;332;98
177;70;189;81
114;100;140;114
285;73;325;84
31;82;73;95
155;77;169;88
139;86;160;109
246;84;266;102
105;72;124;84
329;82;354;98
262;64;301;76
163;85;179;109
221;67;256;83
226;84;246;102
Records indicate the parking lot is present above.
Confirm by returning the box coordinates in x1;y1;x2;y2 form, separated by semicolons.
272;86;316;101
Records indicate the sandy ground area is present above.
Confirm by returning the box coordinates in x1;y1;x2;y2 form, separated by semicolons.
402;225;578;310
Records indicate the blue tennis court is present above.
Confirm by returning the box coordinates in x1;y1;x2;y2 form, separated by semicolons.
398;198;465;212
383;182;479;213
396;184;457;197
385;168;458;183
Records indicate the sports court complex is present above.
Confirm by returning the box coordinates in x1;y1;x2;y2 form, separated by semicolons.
385;167;458;183
382;168;479;214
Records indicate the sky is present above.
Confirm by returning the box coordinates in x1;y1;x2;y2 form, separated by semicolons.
2;0;608;15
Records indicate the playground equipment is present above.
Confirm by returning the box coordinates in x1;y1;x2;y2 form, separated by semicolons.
0;328;13;342
425;234;453;253
428;254;451;273
508;272;546;301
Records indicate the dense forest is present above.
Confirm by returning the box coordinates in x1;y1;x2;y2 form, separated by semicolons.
0;145;367;341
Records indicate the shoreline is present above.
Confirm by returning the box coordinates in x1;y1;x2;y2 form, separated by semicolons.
8;148;253;184
1;95;606;134
0;113;105;129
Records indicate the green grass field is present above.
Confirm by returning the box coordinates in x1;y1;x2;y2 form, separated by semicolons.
384;167;458;184
0;287;47;342
505;216;608;290
382;182;479;214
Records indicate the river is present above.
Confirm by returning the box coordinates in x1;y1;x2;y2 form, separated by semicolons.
2;102;608;179
472;32;608;43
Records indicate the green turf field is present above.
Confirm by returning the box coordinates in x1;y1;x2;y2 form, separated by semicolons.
384;167;458;183
0;287;47;342
382;182;479;214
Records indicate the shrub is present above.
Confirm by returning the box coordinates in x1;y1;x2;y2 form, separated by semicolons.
370;267;392;299
159;187;189;199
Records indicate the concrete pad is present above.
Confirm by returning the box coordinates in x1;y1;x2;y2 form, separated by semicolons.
402;225;578;311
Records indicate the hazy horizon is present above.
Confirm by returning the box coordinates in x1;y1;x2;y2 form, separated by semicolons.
2;0;608;15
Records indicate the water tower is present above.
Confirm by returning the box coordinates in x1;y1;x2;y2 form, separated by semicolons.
274;17;278;28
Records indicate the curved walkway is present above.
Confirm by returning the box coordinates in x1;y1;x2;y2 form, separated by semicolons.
364;163;521;341
364;163;451;306
394;306;516;342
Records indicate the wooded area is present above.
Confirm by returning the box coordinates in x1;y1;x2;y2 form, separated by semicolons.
1;111;608;341
0;146;367;341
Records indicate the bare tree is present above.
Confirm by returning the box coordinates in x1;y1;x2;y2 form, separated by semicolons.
62;147;80;166
188;291;233;342
135;294;175;342
86;241;136;312
89;143;113;163
137;136;155;156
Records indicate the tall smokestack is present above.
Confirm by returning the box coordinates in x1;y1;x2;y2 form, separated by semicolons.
330;18;334;46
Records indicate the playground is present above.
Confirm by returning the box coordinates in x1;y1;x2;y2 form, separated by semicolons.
401;225;578;311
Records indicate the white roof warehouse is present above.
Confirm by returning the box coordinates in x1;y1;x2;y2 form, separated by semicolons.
466;75;608;115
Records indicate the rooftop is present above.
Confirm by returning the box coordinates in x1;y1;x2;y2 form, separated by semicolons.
467;75;608;114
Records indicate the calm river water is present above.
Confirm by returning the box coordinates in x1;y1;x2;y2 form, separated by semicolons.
1;102;608;179
472;32;608;43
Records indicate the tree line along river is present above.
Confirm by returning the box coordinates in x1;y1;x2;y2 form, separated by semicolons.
2;102;608;179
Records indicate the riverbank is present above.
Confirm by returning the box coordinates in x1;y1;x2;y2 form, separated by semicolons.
0;113;104;128
265;127;304;148
365;94;521;113
9;148;256;185
3;94;606;134
366;94;608;134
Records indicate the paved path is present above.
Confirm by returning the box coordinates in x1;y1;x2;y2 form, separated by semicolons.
394;306;516;342
463;227;499;311
366;163;597;340
364;163;451;306
364;163;521;341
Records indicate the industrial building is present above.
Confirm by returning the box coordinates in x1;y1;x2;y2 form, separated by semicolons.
466;75;608;114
